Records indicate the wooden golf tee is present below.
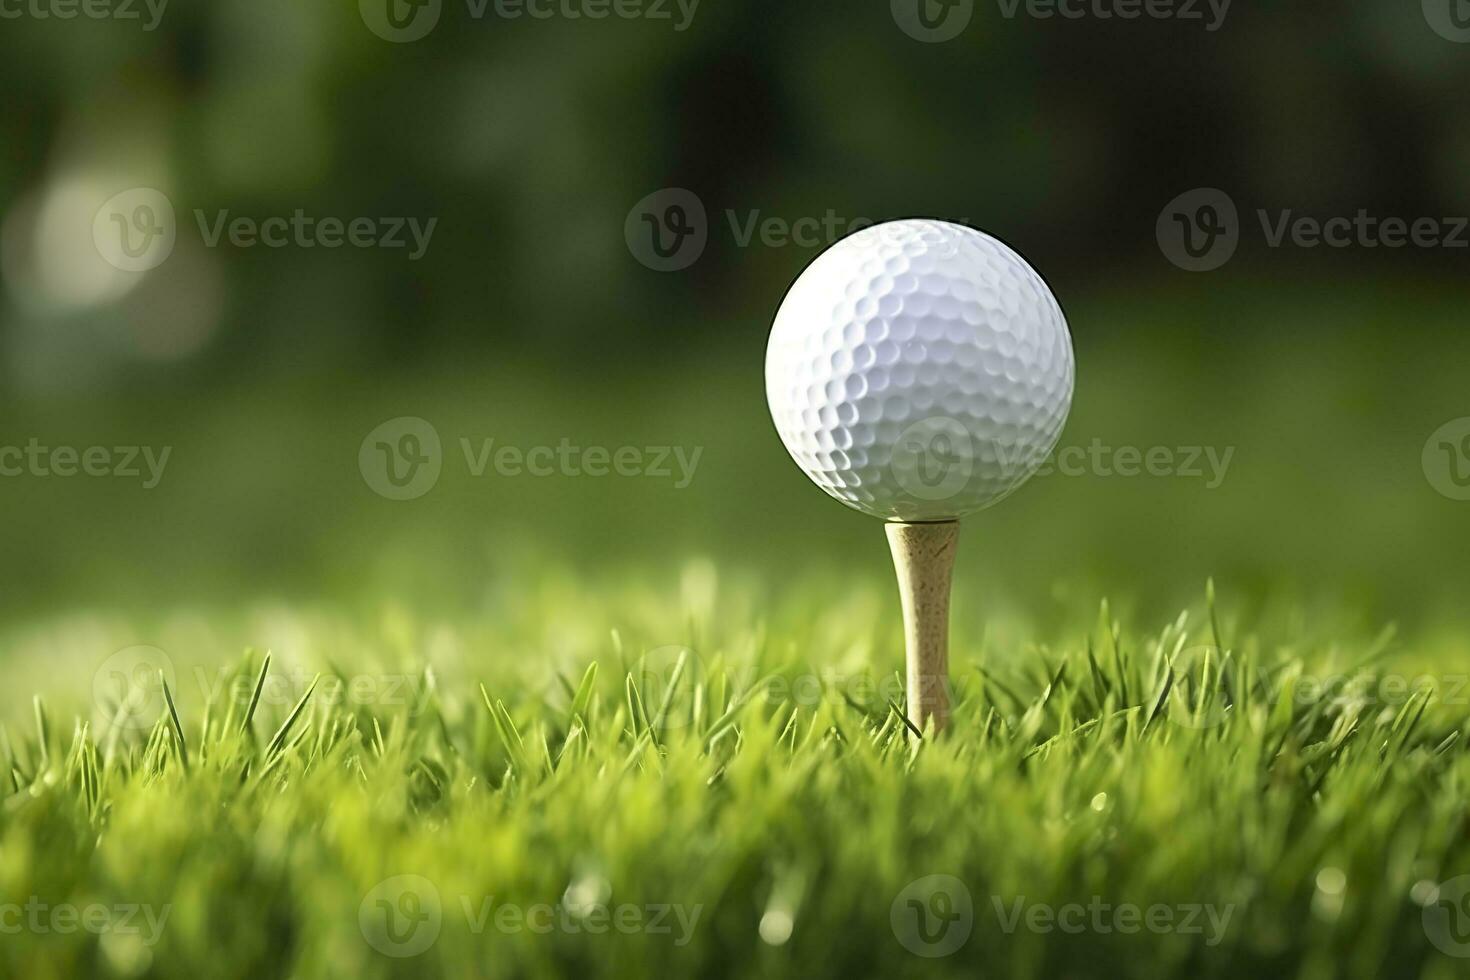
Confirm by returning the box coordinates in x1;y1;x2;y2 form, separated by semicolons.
885;520;959;734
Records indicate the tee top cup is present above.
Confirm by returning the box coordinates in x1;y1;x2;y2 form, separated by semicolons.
765;219;1075;732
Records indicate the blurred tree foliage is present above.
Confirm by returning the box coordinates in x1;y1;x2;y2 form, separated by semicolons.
0;0;1466;373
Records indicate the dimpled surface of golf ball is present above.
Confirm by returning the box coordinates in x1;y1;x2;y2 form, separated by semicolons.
765;219;1074;522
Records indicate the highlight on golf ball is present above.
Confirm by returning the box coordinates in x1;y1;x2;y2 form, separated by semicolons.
764;219;1075;522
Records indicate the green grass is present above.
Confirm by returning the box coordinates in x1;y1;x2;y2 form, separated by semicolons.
2;284;1468;978
2;570;1469;980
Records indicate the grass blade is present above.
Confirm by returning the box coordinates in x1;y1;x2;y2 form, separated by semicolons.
161;672;189;771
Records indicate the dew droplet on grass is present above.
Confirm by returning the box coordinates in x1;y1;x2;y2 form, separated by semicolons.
759;909;794;946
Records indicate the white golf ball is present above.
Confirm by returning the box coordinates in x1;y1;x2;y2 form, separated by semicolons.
765;219;1074;522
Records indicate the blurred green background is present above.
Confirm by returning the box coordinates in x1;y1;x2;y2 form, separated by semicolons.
1;0;1468;630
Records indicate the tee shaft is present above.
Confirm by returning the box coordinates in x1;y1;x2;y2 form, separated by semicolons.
885;521;959;734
